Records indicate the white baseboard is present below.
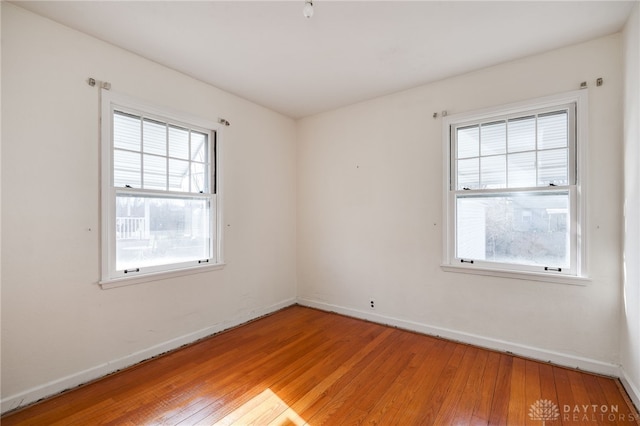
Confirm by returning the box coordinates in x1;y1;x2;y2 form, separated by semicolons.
620;367;640;412
296;297;621;377
0;298;296;415
4;297;635;416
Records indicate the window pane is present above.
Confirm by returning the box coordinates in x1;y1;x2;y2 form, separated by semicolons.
457;125;479;159
115;195;211;270
143;155;167;190
507;151;536;188
169;125;189;160
457;158;479;190
538;148;568;186
456;191;569;268
114;150;141;188
143;118;166;156
480;155;506;189
481;121;506;156
113;111;141;151
538;111;567;150
169;159;189;192
508;116;535;153
191;162;208;193
191;131;208;162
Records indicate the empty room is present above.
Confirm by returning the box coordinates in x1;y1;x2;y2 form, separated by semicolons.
1;0;639;424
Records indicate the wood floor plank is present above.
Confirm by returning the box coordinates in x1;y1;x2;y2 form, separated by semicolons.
524;360;542;426
487;353;514;425
2;306;638;426
363;336;449;424
448;346;489;425
318;330;417;424
507;356;527;425
596;376;640;425
398;340;461;425
268;316;386;405
301;329;412;424
184;312;386;425
568;369;600;426
178;324;345;424
412;342;469;424
555;366;579;424
538;362;563;425
538;362;560;402
275;327;396;422
432;345;481;424
471;350;501;424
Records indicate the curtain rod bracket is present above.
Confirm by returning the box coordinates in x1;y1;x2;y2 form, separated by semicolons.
87;77;111;90
218;118;230;127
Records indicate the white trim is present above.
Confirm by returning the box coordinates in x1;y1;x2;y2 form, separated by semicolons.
620;367;640;413
443;90;588;127
442;89;589;281
296;297;620;377
102;90;220;131
99;262;226;289
575;89;589;278
100;89;111;284
440;263;590;286
2;297;634;416
215;127;225;265
0;298;296;414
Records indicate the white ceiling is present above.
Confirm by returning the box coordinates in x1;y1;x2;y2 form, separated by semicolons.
13;1;636;119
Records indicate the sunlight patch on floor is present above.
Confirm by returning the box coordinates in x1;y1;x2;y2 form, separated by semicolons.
213;388;307;426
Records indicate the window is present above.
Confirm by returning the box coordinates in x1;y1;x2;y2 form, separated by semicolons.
101;91;223;284
443;91;587;280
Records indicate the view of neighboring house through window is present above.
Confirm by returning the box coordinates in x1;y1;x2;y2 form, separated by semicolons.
444;91;586;278
101;91;222;282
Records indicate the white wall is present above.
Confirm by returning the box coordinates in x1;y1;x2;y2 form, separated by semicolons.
1;3;297;411
2;0;637;415
621;2;640;408
298;34;624;372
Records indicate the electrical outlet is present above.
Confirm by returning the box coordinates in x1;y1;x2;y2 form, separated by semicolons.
369;299;375;309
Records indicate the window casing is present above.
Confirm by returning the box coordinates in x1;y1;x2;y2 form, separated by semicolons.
443;91;587;281
101;91;223;284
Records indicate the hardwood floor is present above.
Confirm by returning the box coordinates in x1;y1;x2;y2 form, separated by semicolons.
2;305;638;425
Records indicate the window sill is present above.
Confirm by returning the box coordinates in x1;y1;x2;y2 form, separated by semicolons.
440;264;589;286
99;263;226;289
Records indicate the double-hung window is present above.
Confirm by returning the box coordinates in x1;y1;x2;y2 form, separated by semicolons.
101;91;223;284
443;91;587;280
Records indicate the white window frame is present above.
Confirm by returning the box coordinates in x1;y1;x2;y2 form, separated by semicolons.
442;90;589;285
100;90;224;288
